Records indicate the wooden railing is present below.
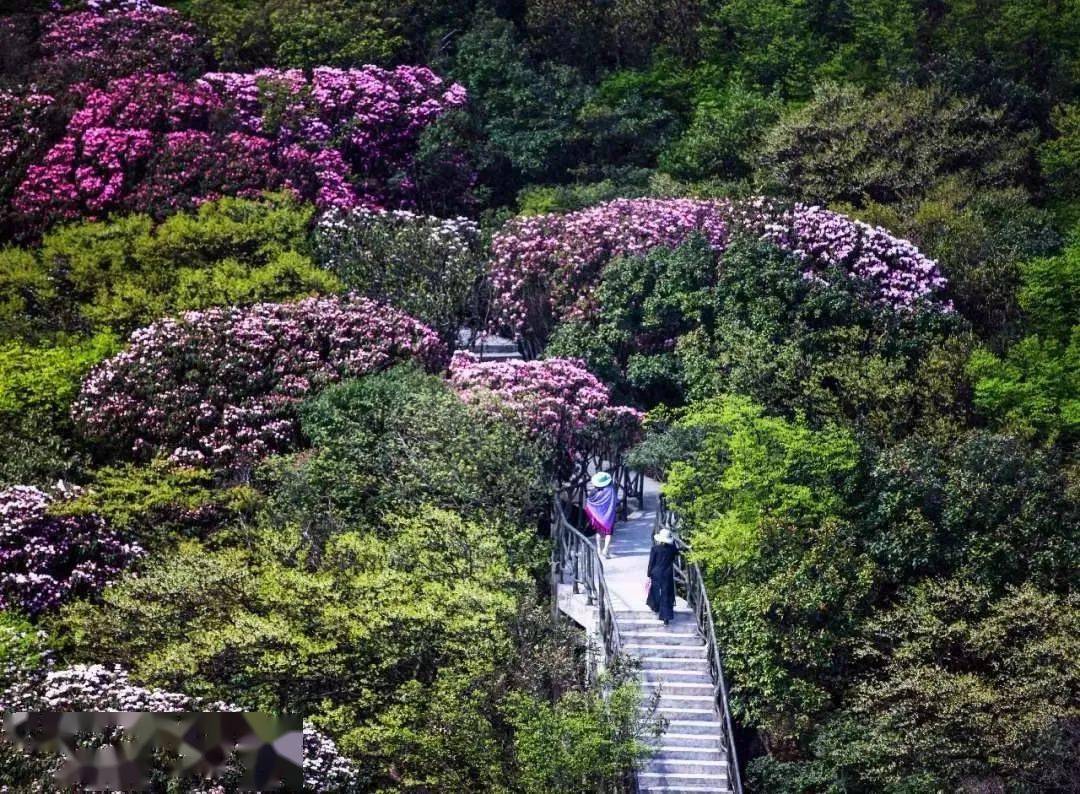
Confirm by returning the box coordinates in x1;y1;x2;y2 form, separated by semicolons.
656;496;744;794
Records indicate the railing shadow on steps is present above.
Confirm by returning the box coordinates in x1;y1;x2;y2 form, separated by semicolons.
656;495;745;794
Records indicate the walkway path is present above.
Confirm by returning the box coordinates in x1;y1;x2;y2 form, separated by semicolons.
463;334;735;791
597;478;734;794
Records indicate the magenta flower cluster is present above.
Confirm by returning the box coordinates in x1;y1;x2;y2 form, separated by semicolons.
15;64;467;227
37;2;203;90
0;663;360;791
0;486;143;616
73;296;446;470
488;198;950;339
449;352;642;451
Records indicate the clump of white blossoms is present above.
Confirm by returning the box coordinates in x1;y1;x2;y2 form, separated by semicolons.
315;208;484;344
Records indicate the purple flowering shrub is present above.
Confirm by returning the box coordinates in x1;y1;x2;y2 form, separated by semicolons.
449;352;642;451
14;65;468;228
0;663;360;791
0;486;142;616
37;3;204;89
73;296;446;470
488;197;950;342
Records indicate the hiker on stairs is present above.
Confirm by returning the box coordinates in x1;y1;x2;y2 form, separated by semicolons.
586;471;618;558
646;527;677;625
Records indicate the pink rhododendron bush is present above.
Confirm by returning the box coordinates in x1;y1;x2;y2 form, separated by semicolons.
488;197;950;342
73;296;446;471
14;64;467;227
0;486;142;615
0;664;360;792
449;352;642;450
37;2;204;89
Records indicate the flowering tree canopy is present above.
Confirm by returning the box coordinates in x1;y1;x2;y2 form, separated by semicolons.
0;486;142;615
15;65;468;228
73;296;446;470
0;664;360;792
449;352;642;451
488;198;950;342
315;207;484;344
37;3;204;89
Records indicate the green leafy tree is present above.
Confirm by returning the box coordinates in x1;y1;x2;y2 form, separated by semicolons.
259;367;547;541
757;81;1036;208
862;430;1079;591
661;394;860;570
182;0;407;69
0;193;336;339
447;11;591;195
800;580;1080;792
659;80;782;182
968;239;1080;442
1041;102;1080;201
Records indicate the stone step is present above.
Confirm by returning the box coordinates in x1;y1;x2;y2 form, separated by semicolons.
637;657;711;671
616;609;694;621
652;694;717;711
639;771;731;788
640;666;712;683
625;643;707;659
640;681;715;697
652;746;727;762
624;631;704;646
648;732;725;749
646;758;732;776
655;719;726;736
639;785;733;794
620;619;698;633
651;706;718;719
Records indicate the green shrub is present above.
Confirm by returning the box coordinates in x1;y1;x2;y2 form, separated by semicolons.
756;82;1036;207
659;81;781;181
260;366;547;544
0;333;119;486
182;0;406;69
314;209;484;347
53;460;261;553
968;238;1080;442
504;683;658;793
0;194;336;339
805;580;1080;791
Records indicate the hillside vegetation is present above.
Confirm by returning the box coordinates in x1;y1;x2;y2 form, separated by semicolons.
0;1;1077;792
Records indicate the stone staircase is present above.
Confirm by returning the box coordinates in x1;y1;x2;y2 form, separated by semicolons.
456;329;521;361
620;607;734;794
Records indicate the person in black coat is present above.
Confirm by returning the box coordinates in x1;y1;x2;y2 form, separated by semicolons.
646;527;677;624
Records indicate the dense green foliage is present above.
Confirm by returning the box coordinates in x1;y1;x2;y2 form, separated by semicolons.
48;370;655;789
3;0;1080;790
969;238;1080;442
0;193;332;340
552;236;972;442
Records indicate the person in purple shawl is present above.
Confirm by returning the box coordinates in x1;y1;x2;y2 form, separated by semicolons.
586;471;618;558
